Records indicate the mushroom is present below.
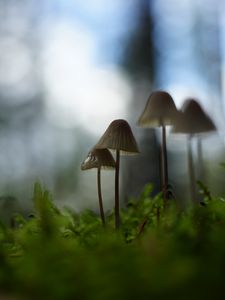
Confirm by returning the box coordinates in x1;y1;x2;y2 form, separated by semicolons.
95;119;139;229
81;148;116;225
173;98;216;203
137;91;178;205
173;99;216;134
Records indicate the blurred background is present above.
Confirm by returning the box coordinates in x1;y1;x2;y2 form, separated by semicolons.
0;0;225;218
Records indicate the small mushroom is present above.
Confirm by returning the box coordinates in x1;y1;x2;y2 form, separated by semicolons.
173;98;216;204
81;148;116;225
95;119;139;229
138;91;178;205
173;99;216;134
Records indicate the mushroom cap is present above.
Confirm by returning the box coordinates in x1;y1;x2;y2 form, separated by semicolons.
138;91;178;127
95;119;140;154
81;148;116;170
173;98;216;134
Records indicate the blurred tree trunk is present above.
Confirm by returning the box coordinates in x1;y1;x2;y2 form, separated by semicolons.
192;0;223;194
120;0;160;199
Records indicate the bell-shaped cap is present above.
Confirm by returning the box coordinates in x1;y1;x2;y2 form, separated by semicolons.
81;148;116;170
138;91;178;127
95;119;140;154
173;98;216;134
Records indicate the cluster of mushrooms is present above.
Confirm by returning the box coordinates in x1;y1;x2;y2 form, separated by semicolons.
81;91;216;228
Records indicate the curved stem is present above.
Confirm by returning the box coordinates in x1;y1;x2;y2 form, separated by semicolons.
115;149;120;229
187;135;196;204
97;167;105;226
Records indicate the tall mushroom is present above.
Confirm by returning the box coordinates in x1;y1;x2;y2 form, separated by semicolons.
173;98;216;204
81;148;116;225
137;91;178;205
95;119;139;229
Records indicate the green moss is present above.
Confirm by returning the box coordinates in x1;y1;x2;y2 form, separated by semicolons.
0;182;225;299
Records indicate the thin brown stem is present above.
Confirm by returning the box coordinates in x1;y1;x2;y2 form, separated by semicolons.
137;217;148;237
115;149;120;229
197;137;204;181
162;125;168;187
187;135;197;204
161;125;168;206
97;167;105;226
159;142;164;193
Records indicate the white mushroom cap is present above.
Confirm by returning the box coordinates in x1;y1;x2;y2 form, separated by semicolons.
95;119;139;155
173;98;216;134
138;91;178;127
81;148;116;170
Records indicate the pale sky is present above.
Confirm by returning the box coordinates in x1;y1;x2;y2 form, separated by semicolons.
42;20;132;135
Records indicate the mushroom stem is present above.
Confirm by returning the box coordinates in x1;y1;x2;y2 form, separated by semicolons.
197;137;204;181
97;167;105;226
115;149;120;229
161;125;168;205
187;135;197;204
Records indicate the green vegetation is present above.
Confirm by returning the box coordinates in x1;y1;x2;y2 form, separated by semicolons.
0;182;225;299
